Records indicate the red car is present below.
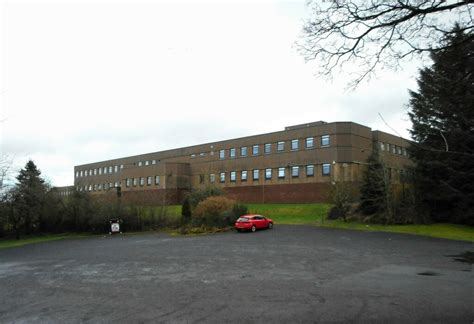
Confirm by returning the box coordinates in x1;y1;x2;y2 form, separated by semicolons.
235;214;273;232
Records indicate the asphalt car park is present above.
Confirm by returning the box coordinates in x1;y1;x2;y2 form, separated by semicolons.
0;225;472;323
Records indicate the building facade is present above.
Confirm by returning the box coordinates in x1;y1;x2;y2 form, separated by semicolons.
66;121;411;204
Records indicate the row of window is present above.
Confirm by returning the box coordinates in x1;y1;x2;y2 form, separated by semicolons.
77;136;332;178
216;135;330;160
76;164;124;178
77;159;161;178
77;176;161;192
207;164;331;184
379;142;407;156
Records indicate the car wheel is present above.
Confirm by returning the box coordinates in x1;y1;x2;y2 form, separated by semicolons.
251;225;256;232
268;222;273;229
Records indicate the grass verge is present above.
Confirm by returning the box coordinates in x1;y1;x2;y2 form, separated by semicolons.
0;233;94;250
247;203;331;224
248;203;473;242
318;220;474;242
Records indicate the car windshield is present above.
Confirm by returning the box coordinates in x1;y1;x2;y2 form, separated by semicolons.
237;217;249;222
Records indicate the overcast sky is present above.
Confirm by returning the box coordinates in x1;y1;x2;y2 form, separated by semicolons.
1;0;423;187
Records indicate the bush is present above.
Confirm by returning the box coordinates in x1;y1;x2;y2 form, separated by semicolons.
329;181;355;222
232;204;248;218
181;186;223;224
193;196;236;227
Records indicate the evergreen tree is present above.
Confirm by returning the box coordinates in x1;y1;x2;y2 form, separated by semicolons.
359;150;392;223
13;160;48;234
408;26;474;225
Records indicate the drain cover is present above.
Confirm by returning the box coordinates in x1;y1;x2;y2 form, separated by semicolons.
417;271;439;276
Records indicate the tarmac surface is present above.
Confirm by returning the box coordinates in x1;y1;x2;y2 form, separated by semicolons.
0;225;472;323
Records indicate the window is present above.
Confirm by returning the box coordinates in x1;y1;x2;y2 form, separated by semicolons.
99;168;102;175
253;169;259;180
230;148;236;158
140;177;145;186
265;168;272;180
219;150;225;159
306;165;314;177
322;163;331;176
321;135;330;146
94;169;97;176
241;170;248;181
380;142;385;151
151;160;156;165
76;171;79;178
90;169;93;176
120;164;124;169
264;143;271;154
306;137;314;148
115;181;119;187
386;143;391;153
109;182;113;189
80;170;83;177
278;167;285;178
240;146;247;157
191;154;196;158
292;166;299;177
108;166;113;173
103;167;107;175
403;147;407;156
291;139;299;150
199;152;205;157
126;179;131;187
98;184;103;191
147;176;152;186
133;178;138;187
115;165;119;173
138;161;143;167
392;145;396;154
277;141;284;152
252;145;259;156
155;176;160;185
220;172;225;183
397;146;402;155
230;171;237;182
89;185;92;191
145;161;149;166
199;174;204;184
93;184;97;191
84;170;88;177
210;174;215;183
104;183;109;190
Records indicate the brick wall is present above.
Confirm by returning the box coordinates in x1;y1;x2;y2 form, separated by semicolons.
224;183;332;203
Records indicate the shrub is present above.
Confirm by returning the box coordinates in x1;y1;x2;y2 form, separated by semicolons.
329;181;355;222
181;186;223;223
232;204;248;218
193;196;236;227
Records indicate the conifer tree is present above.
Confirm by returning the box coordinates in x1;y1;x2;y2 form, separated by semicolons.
408;26;474;225
359;151;392;223
14;160;48;234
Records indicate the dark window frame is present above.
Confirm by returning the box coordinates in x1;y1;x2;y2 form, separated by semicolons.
321;135;330;147
322;163;331;176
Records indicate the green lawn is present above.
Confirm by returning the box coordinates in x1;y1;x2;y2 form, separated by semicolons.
247;203;331;224
0;233;94;250
247;203;473;242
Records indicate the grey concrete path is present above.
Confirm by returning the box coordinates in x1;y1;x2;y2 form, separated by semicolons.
0;225;472;323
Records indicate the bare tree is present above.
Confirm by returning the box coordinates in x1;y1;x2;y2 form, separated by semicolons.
0;155;13;191
299;0;473;88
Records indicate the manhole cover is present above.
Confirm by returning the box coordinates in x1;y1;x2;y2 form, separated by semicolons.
417;271;439;276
